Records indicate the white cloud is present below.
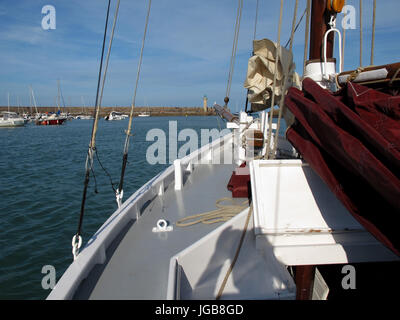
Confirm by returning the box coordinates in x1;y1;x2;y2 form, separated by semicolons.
0;25;46;44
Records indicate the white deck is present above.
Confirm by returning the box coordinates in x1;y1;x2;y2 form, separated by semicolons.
74;163;239;299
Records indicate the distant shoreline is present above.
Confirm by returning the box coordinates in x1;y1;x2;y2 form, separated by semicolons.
0;106;216;117
0;105;283;117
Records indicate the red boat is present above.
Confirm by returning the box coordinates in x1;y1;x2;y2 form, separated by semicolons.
35;112;67;126
35;80;68;126
36;118;67;125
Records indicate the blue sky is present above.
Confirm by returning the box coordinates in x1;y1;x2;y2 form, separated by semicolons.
0;0;399;112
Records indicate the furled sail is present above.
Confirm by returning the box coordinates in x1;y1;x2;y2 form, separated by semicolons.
244;38;301;112
285;78;400;256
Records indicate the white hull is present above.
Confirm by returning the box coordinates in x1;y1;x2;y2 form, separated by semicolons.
76;115;94;120
0;112;25;127
105;111;125;121
0;119;25;127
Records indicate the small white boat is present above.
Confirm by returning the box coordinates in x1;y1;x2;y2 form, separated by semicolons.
105;111;125;120
76;115;94;120
0;111;25;127
82;115;94;120
138;112;150;117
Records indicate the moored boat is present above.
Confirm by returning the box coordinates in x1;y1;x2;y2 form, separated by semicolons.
0;111;25;128
104;111;125;120
35;113;67;126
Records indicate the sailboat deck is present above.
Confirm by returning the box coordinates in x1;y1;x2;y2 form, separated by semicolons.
73;162;239;299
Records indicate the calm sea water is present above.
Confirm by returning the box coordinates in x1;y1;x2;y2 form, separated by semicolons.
0;115;285;300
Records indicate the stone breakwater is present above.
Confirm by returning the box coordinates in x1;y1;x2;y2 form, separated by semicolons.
0;106;285;117
0;106;216;117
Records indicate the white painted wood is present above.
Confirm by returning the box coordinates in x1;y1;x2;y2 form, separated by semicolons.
249;159;400;265
174;159;183;190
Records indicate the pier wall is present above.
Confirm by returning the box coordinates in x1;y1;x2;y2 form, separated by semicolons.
0;106;217;117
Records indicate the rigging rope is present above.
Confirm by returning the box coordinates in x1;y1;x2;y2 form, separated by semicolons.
284;4;305;49
91;0;120;150
289;0;299;59
116;0;152;208
303;0;311;77
175;197;251;300
224;0;243;107
389;68;400;88
253;0;259;41
359;0;363;67
176;198;248;227
245;0;259;113
216;204;253;300
97;1;120;116
342;0;346;72
73;0;120;260
264;0;284;160
94;147;118;193
272;0;298;158
370;0;376;66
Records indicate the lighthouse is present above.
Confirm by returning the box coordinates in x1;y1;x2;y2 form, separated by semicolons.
203;95;208;112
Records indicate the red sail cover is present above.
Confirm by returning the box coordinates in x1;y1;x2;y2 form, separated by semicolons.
285;78;400;256
227;162;251;198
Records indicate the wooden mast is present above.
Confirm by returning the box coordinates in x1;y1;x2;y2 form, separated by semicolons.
296;0;336;300
309;0;334;61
